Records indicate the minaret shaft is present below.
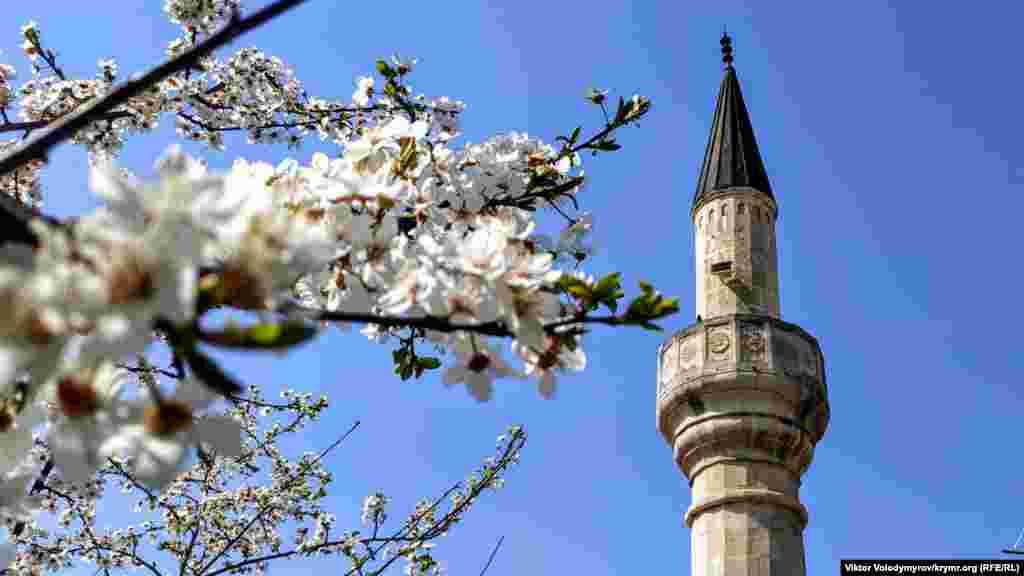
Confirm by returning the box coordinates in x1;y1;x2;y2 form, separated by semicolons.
656;34;829;576
694;190;780;320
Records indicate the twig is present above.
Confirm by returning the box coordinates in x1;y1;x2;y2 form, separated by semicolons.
298;305;618;338
0;111;135;135
27;35;67;81
355;430;525;576
115;362;179;380
478;535;505;576
303;307;513;337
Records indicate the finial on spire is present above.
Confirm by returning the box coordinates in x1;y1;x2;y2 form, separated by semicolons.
720;31;734;67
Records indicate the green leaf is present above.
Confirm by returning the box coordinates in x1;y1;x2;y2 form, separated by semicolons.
375;58;395;78
557;274;589;294
622;280;680;330
417;357;442;370
199;321;318;350
606;298;620;314
593;272;622;298
593;139;621;152
567;284;591;299
569;125;582;146
592;272;625;312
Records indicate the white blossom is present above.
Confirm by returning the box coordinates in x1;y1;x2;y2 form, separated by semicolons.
352;75;373;106
442;339;522;402
101;377;241;491
513;336;587;399
46;363;133;485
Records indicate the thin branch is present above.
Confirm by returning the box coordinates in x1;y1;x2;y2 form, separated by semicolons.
481;175;583;212
0;0;309;177
224;393;292;410
28;36;67;81
297;305;617;338
177;110;325;133
197;420;360;576
309;309;512;337
116;362;179;380
0;111;137;135
478;536;505;576
206;430;525;576
356;430;525;576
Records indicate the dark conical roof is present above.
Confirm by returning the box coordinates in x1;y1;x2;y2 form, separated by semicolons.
693;39;772;208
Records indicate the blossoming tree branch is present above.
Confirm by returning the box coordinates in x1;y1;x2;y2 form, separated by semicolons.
0;0;675;573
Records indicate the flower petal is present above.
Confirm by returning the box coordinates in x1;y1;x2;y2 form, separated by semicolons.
466;372;492;402
130;433;188;492
49;423;103;485
171;378;219;412
538;372;556;400
194;415;244;458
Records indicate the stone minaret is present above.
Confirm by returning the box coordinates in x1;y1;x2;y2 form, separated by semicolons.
655;34;830;575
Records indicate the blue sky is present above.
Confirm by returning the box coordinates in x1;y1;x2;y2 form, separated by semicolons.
5;1;1024;574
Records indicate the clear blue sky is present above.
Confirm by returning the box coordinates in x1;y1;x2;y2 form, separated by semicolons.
6;1;1024;574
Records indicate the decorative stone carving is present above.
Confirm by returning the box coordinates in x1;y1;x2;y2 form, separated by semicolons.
740;323;766;362
707;329;730;360
660;343;678;390
680;340;698;372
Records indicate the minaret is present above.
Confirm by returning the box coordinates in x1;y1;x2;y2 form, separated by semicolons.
656;34;830;575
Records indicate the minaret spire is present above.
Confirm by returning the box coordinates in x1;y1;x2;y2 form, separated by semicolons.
655;34;830;576
694;33;772;209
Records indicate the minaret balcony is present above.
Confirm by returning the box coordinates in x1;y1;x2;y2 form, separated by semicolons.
656;314;830;480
